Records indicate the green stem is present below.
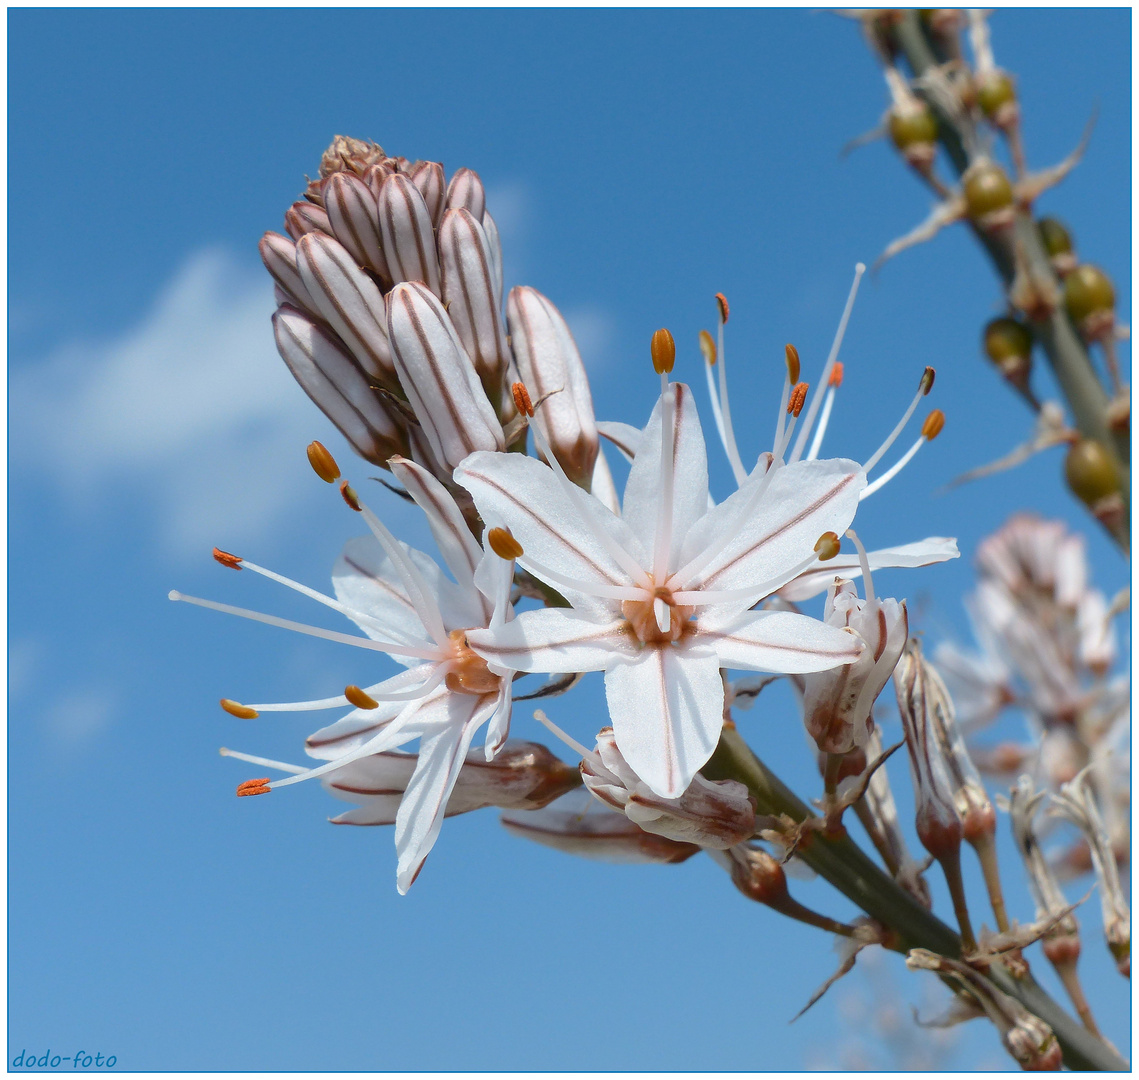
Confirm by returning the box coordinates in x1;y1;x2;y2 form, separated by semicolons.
702;726;1128;1071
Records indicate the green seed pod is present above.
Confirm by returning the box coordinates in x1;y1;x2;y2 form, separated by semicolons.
963;162;1014;219
983;317;1033;367
977;71;1016;119
1063;264;1115;324
1064;439;1120;506
889;106;938;151
1037;217;1073;258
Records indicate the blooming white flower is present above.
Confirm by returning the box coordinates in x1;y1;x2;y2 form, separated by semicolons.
457;370;866;800
172;454;519;893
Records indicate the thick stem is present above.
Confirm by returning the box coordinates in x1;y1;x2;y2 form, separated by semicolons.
702;726;1129;1071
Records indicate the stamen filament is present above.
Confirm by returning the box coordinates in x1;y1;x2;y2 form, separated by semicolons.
716;316;748;486
533;708;595;761
805;385;837;462
672;550;821;608
703;350;730;463
653;383;676;581
249;670;444;712
168;591;446;662
862;379;927;474
790;263;864;463
519;555;647;604
219;747;307;774
844;528;875;601
861;434;926;500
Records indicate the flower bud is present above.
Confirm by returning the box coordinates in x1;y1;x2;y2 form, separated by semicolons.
581;729;755;849
1064;439;1120;507
500;788;700;864
321;171;390;283
377;173;442;296
259;231;320;317
983;316;1033;384
1063;263;1115;339
888;104;938;170
284;200;332;241
324;740;582;826
407;159;446;228
1037;216;1076;276
387;281;504;470
506;286;600;486
976;70;1016;120
319;135;386;178
445;167;486;223
801;580;908;755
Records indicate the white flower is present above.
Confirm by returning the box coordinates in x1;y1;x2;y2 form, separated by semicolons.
458;373;865;800
172;454;519;893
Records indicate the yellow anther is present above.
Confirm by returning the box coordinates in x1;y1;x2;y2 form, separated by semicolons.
344;685;380;710
236;778;271;797
785;343;800;384
715;292;730;324
921;409;945;440
307;440;341;483
788;382;809;417
814;532;841;561
920;366;936;395
699;329;716;367
221;699;259;720
512;381;535;417
212;547;243;570
487;526;524;561
339;480;362;511
651;328;676;375
828;362;844;388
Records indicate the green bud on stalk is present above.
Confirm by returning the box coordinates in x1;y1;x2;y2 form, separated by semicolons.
1063;264;1115;325
1064;439;1120;506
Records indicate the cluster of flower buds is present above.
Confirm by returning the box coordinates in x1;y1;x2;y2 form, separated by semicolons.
260;135;600;496
934;513;1128;875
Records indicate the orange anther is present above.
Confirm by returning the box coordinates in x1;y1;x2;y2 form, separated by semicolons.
828;361;844;388
785;344;800;384
512;381;535;417
651;328;676;375
699;329;716;366
307;440;341;483
814;531;841;561
920;366;936;395
213;547;243;570
922;409;946;439
220;699;259;719
340;480;362;511
487;526;524;560
788;382;809;417
236;778;271;797
344;685;380;710
715;292;730;324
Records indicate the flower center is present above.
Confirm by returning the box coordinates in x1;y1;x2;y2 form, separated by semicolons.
621;589;695;645
445;629;502;695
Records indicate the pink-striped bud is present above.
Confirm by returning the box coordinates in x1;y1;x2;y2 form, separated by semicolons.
407;160;446;228
321;171;389;283
445;166;486;222
377;173;441;296
259;231;319;317
284;200;331;241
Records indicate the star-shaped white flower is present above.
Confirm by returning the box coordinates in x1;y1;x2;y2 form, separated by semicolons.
457;377;865;799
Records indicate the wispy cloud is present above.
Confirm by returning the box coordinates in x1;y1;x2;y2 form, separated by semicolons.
12;249;350;560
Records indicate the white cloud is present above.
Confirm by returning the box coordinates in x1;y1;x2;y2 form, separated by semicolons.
42;688;117;747
11;249;347;560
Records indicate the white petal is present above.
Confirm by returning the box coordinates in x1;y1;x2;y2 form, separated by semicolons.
483;678;513;759
682;458;864;594
778;536;960;601
604;644;724;799
394;694;495;892
590;445;621;514
596;419;646;462
389;456;484;597
621;382;709;565
387;282;504;470
698;608;864;674
466;608;637;673
456;450;646;600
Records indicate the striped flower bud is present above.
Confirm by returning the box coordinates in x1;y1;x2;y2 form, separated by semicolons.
506;286;599;486
438;208;510;399
581;728;755;849
387;281;505;469
445;166;486;222
272;305;407;466
295;231;396;389
801;579;908;755
321;170;389;283
259;231;319;317
407;159;446;228
377;172;442;296
284;200;332;241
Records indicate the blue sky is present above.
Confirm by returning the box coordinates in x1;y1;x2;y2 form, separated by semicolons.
8;8;1130;1071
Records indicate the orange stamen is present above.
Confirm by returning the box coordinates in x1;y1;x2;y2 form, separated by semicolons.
788;382;810;417
715;292;730;324
344;685;379;710
785;344;800;384
213;547;243;570
828;362;844;388
651;328;676;375
340;480;362;511
921;366;936;394
512;382;535;417
699;329;716;366
487;526;524;560
236;778;271;797
220;699;259;719
922;409;946;439
307;440;341;483
814;531;841;561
